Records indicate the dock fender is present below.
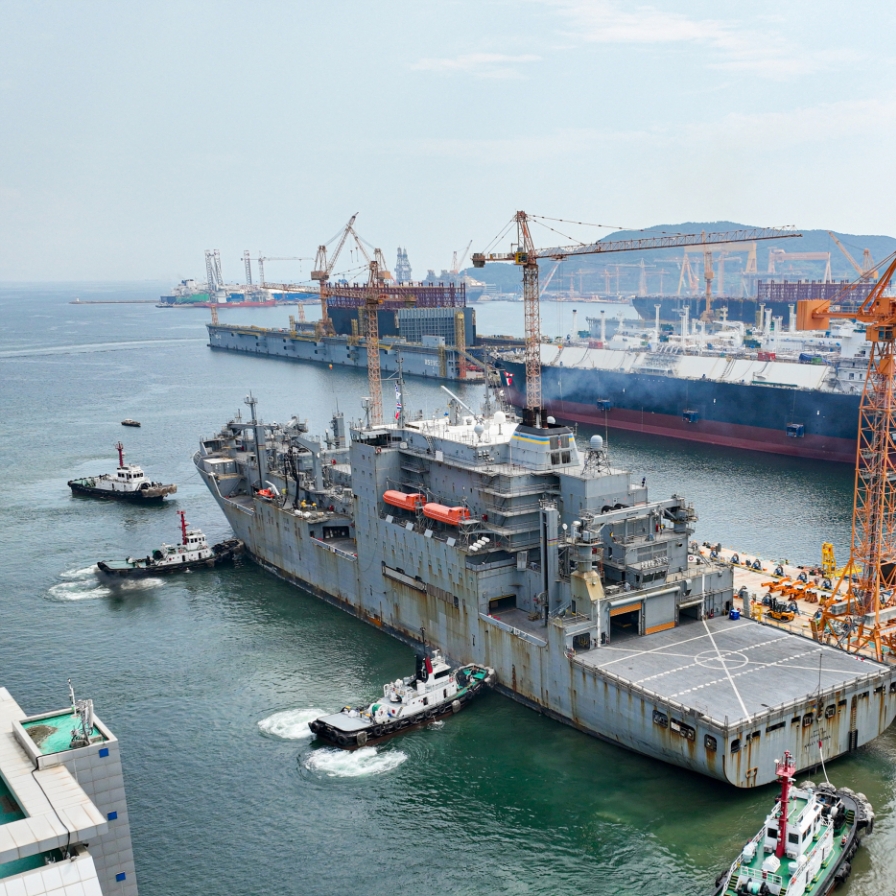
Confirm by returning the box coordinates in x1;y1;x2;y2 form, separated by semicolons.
451;700;461;714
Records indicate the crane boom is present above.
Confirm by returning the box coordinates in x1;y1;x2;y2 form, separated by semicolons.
828;231;878;282
804;254;896;662
310;213;360;332
473;212;799;426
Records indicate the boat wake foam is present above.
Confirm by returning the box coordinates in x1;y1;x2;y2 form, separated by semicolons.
49;567;165;601
303;746;408;778
258;708;322;740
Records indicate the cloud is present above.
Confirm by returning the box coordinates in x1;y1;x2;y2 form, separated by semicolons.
546;1;856;77
411;52;541;79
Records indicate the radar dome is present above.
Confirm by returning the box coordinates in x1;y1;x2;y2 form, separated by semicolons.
474;424;485;437
590;435;604;450
493;411;506;424
546;416;556;424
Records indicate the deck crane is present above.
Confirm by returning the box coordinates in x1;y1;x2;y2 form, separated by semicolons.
828;232;879;282
797;255;896;662
473;212;798;427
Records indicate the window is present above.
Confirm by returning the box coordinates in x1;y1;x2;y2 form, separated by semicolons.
731;738;741;754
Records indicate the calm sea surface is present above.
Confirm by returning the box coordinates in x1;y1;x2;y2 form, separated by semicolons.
0;285;892;896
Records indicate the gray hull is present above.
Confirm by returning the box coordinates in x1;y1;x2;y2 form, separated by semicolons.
207;324;472;381
195;423;896;789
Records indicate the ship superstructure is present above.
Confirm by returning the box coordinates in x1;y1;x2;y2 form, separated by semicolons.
195;391;896;787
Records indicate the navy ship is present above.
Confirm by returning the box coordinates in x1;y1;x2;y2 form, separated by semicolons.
194;384;896;787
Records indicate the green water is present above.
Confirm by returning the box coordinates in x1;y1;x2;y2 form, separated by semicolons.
21;712;104;755
0;287;893;895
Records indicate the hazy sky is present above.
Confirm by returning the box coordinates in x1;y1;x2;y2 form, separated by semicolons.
2;1;894;281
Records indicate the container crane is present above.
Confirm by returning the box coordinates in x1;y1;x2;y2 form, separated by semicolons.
473;212;798;427
828;232;878;281
798;255;896;662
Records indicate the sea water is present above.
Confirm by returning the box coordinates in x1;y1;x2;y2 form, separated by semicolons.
0;285;892;896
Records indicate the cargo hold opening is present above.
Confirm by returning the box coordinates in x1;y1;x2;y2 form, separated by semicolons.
488;594;517;614
610;603;641;639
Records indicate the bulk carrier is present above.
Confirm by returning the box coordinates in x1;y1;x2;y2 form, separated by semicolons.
194;388;896;787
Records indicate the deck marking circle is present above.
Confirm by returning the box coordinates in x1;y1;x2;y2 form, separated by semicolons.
694;650;750;671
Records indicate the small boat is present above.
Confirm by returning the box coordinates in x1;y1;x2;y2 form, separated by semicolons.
309;647;495;748
121;419;141;427
68;442;176;503
714;751;873;896
97;511;242;577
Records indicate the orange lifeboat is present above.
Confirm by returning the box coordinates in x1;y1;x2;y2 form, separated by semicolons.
422;503;471;525
383;490;425;512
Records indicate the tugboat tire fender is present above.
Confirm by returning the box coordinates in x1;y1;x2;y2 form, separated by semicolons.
451;700;461;714
356;731;368;746
371;725;384;737
336;734;350;746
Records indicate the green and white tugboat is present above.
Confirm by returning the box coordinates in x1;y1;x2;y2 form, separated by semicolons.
97;511;242;577
310;640;495;748
714;751;873;896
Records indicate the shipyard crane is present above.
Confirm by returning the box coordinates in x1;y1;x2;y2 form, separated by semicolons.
451;240;474;275
312;214;361;329
767;248;832;282
364;260;385;426
828;232;879;282
473;213;799;426
797;254;896;662
255;255;310;287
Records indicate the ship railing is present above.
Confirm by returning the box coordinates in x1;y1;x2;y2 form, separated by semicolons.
481;613;547;648
310;536;358;561
737;866;783;889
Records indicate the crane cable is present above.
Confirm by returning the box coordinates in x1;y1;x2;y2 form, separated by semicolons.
480;216;518;256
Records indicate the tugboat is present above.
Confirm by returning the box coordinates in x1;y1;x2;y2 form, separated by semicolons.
310;642;495;748
97;511;242;577
714;751;874;896
68;442;176;503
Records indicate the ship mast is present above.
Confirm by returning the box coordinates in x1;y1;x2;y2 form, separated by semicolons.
774;751;796;859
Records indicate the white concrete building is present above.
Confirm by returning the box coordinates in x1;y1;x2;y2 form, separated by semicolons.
0;687;137;895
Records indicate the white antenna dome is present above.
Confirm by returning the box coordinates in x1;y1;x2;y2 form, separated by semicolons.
493;411;506;424
546;416;556;424
590;435;604;450
474;423;485;437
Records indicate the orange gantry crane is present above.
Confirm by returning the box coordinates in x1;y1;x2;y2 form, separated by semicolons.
798;255;896;661
472;212;798;426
